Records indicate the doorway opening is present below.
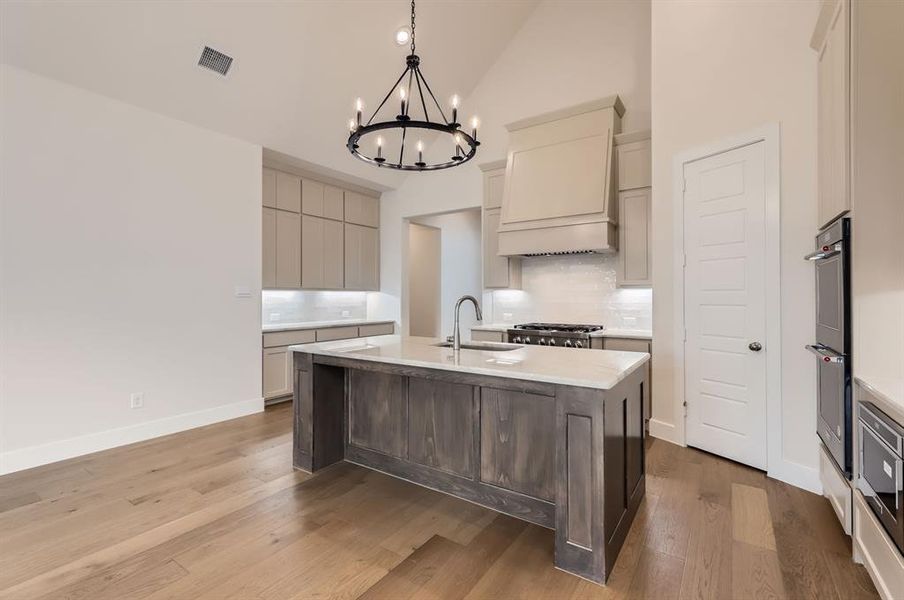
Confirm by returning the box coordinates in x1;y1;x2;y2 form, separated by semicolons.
403;208;482;340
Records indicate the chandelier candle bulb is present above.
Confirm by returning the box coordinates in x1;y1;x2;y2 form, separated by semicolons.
417;141;423;163
348;119;356;133
471;117;479;142
376;136;384;161
400;88;407;116
452;95;459;125
356;98;363;126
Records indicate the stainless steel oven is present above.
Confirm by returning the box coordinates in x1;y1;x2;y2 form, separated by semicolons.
858;401;904;554
806;217;851;477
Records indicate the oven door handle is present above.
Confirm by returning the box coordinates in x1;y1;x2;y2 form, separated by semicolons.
806;344;845;364
805;244;842;261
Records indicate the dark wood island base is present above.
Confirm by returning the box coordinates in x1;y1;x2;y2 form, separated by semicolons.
292;351;646;584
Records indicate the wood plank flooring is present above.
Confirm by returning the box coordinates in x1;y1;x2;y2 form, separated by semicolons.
0;403;878;599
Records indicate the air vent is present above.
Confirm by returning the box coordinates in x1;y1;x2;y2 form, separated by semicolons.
198;46;233;76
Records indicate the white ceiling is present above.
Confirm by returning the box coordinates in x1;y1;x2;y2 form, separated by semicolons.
0;0;538;189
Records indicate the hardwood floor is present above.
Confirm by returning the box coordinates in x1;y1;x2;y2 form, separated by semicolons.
0;403;877;599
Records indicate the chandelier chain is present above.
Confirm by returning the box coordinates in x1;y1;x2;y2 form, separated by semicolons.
410;0;416;53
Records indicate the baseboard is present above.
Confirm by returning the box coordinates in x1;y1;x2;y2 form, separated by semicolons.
0;397;264;475
648;418;680;444
768;458;822;494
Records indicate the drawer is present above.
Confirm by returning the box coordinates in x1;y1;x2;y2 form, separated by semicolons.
603;338;651;353
316;326;359;341
472;329;505;343
820;442;852;534
853;490;904;599
358;323;394;337
263;329;316;348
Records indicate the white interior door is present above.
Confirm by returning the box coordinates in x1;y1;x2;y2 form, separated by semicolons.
684;141;768;469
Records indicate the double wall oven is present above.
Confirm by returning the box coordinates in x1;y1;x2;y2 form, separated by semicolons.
806;218;852;477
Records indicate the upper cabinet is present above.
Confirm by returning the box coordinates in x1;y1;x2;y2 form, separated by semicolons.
261;165;380;291
498;96;623;256
614;131;652;287
480;161;521;289
302;180;344;221
812;0;850;229
344;192;380;228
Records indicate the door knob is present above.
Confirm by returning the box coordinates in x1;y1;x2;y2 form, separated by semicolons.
748;342;762;352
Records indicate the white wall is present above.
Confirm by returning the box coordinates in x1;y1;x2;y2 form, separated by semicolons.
0;65;263;473
412;210;483;338
371;0;651;324
650;1;821;490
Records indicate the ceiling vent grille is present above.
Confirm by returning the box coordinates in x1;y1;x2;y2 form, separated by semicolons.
523;250;596;257
198;46;233;76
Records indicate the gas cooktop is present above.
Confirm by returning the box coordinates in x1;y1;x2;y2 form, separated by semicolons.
510;323;605;334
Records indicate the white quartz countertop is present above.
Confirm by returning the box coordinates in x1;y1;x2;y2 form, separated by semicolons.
263;319;394;333
289;335;649;391
471;324;652;340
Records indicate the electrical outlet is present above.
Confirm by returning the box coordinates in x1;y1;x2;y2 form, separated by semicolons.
268;312;280;322
130;392;145;409
341;310;351;317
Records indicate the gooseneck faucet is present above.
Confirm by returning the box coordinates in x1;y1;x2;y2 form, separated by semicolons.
452;295;483;351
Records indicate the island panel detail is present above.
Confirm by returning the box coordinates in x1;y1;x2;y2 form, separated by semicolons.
292;349;646;584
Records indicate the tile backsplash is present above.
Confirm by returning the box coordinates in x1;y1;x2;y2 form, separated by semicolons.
262;290;367;325
485;254;652;329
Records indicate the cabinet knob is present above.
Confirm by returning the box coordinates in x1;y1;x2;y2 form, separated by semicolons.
748;342;762;352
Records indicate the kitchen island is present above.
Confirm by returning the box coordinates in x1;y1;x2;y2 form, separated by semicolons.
289;335;649;584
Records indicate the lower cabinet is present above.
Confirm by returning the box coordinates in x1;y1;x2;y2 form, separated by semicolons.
263;346;292;399
262;323;394;402
408;379;477;478
347;369;408;458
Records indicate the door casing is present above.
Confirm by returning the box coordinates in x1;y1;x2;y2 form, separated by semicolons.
669;124;782;477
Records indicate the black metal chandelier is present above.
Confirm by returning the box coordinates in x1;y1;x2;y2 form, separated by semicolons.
346;0;479;172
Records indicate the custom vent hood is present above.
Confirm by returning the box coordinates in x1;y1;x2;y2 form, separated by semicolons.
497;96;624;256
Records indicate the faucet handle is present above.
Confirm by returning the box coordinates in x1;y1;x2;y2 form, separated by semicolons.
446;335;454;343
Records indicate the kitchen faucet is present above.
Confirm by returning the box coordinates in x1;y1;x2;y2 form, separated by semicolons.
452;295;483;351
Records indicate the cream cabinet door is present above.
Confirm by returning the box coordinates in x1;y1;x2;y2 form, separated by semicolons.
344;223;379;290
484;170;505;209
616;188;652;286
262;207;277;288
344;192;380;227
817;0;850;228
302;215;343;289
483;208;511;288
616;139;652;191
302;180;345;220
275;210;301;288
262;168;277;208
276;171;301;213
263;346;291;399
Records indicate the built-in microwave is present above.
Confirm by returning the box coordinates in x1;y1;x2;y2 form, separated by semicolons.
858;401;904;555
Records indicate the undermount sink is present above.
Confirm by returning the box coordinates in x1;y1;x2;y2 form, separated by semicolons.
434;341;520;352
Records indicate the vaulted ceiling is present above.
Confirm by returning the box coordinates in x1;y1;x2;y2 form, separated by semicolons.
1;1;538;189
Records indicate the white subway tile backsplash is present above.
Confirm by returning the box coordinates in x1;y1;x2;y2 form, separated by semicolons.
262;290;367;325
487;254;652;329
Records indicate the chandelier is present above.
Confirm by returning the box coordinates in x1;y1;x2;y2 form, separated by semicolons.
346;0;479;171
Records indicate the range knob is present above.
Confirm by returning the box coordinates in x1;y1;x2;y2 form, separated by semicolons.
538;338;547;346
523;337;531;344
548;339;556;346
513;336;522;343
575;341;584;349
564;340;573;348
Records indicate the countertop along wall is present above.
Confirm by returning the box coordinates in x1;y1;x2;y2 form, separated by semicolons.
651;1;821;491
0;65;263;473
370;0;651;326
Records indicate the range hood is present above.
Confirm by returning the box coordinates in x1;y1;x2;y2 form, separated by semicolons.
497;96;624;256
